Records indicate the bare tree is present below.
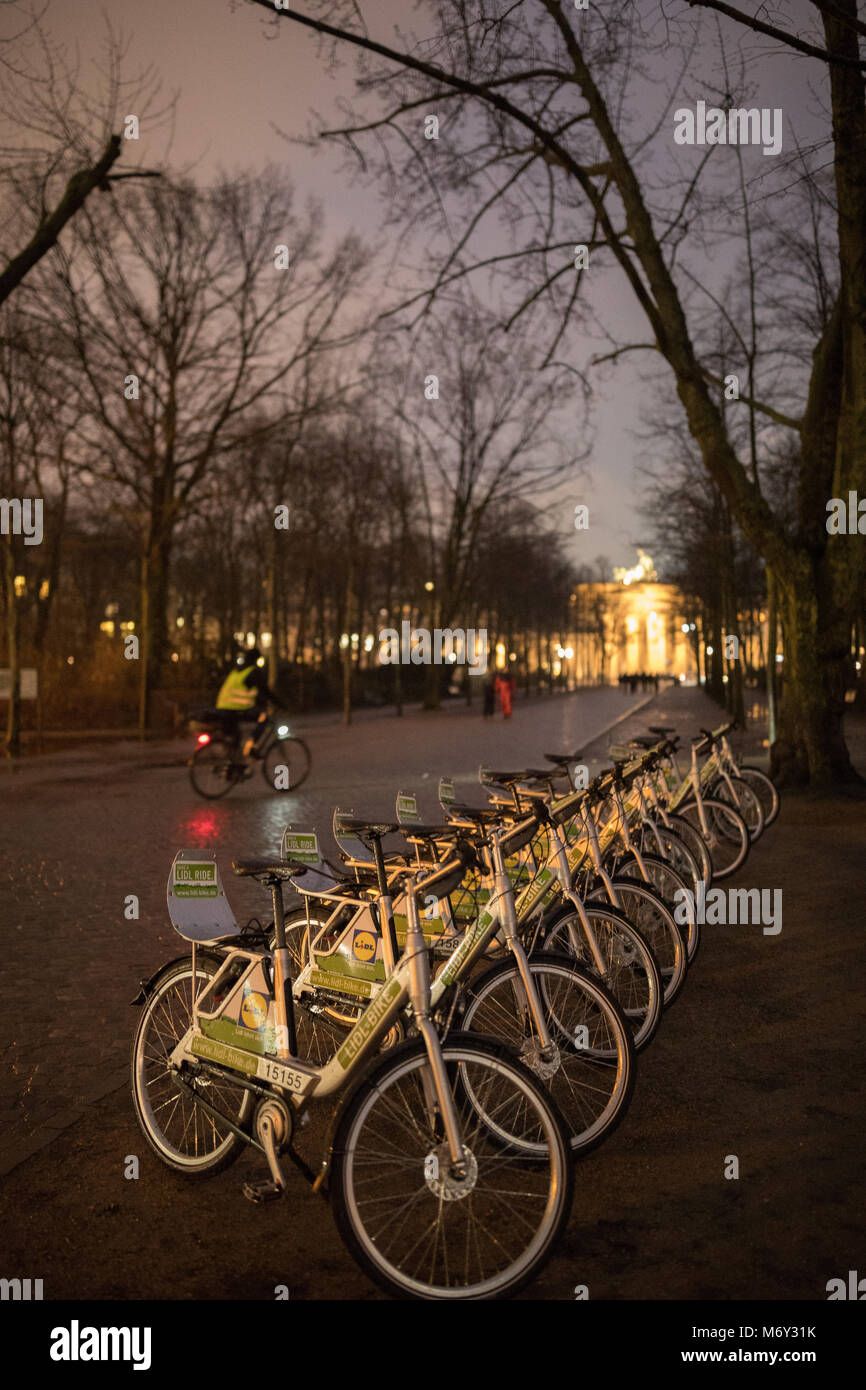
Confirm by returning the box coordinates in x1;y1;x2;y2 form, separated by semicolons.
374;296;583;706
0;3;166;307
37;171;367;728
250;0;866;785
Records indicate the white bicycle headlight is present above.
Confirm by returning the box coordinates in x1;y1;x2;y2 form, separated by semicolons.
277;724;290;738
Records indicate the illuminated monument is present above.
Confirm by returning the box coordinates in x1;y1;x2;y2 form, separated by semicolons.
571;552;699;684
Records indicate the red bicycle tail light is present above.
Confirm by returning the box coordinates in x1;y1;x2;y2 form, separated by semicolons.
196;732;211;746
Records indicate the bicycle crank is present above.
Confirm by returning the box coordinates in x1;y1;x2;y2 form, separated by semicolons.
242;1097;292;1204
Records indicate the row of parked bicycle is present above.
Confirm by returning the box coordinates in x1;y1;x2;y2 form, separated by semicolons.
131;718;778;1299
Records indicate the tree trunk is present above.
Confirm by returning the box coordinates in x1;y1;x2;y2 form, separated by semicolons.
3;534;20;755
138;533;172;734
772;558;856;786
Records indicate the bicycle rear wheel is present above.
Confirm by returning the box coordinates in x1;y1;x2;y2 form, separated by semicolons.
131;956;252;1175
330;1033;573;1300
457;952;636;1156
189;736;239;798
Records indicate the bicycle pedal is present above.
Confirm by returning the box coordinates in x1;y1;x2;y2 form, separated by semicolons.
242;1179;284;1204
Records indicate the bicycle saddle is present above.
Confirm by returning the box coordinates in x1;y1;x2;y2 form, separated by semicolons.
544;751;584;765
648;725;674;735
232;857;310;881
401;822;466;841
334;816;400;839
480;767;533;784
445;802;502;825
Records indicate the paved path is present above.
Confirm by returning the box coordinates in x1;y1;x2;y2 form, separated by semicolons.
0;684;650;1175
2;682;864;1301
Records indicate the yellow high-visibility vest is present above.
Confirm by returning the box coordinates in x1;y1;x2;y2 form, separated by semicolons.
216;666;257;710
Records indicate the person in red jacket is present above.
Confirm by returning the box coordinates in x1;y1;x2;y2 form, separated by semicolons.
494;670;514;719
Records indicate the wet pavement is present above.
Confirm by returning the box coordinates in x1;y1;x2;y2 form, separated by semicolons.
1;682;864;1301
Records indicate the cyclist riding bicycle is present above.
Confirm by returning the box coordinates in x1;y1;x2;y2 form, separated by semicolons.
214;647;281;756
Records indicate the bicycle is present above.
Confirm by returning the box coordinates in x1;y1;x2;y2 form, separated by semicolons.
131;845;574;1300
280;813;637;1157
189;713;311;798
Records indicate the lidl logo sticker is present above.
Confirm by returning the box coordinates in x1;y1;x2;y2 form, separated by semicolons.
173;862;218;898
352;930;377;963
240;989;269;1031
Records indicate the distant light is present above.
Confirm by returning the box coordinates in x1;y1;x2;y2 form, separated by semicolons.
340;633;349;648
261;632;272;648
277;724;289;738
564;647;574;659
681;624;689;633
67;655;74;665
509;651;517;661
197;732;211;746
176;616;185;628
706;645;714;655
424;581;434;591
679;673;685;682
13;575;25;597
171;652;179;663
689;623;696;631
364;635;374;652
856;661;862;672
775;654;783;664
256;657;265;667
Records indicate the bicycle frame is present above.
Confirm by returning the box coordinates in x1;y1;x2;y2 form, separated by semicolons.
170;874;474;1171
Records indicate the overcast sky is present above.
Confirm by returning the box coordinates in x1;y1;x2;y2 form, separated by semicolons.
16;0;827;575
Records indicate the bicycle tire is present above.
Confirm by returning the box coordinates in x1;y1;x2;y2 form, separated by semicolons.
708;775;764;841
677;798;750;879
738;765;780;827
189;736;239;799
457;952;636;1156
262;735;311;792
541;901;663;1050
131;955;253;1176
329;1032;574;1300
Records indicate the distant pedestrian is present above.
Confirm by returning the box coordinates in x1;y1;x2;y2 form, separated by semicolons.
495;671;514;719
482;677;495;719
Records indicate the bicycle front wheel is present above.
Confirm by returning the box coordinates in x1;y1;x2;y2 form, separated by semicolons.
458;953;635;1156
596;879;688;1007
262;736;311;792
709;775;764;841
678;798;750;880
542;902;663;1051
330;1033;574;1300
738;765;780;828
